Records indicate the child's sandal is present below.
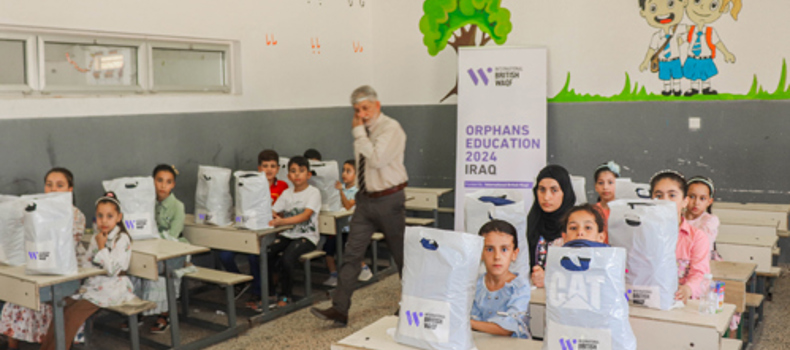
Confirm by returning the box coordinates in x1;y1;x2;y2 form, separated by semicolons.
150;316;170;334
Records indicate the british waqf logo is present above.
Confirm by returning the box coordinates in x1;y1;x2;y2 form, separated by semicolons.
468;67;492;86
467;66;523;87
549;254;605;311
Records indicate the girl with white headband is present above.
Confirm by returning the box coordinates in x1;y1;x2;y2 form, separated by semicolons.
40;191;136;350
684;176;721;261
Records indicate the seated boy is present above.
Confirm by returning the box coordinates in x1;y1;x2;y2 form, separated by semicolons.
471;220;531;339
323;159;373;286
560;204;609;248
218;150;289;311
267;156;322;308
532;204;609;287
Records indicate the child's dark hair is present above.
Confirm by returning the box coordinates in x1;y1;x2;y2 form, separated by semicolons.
288;156;311;172
303;149;322;161
258;149;280;165
478;219;518;248
344;159;356;168
594;161;620;182
95;191;131;241
688;175;715;213
45;167;77;204
650;170;687;197
152;164;178;179
45;167;74;188
561;204;605;233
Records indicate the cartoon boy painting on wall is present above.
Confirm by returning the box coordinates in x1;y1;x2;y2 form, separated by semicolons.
639;0;688;96
681;0;740;96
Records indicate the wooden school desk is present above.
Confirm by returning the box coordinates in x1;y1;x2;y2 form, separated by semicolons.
404;187;453;228
129;239;209;348
331;316;543;350
719;216;782;238
0;266;104;350
319;209;354;266
714;202;790;237
715;232;778;274
182;215;297;323
710;260;757;313
529;288;736;350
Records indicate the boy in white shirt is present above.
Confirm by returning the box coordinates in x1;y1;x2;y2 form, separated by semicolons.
267;156;322;308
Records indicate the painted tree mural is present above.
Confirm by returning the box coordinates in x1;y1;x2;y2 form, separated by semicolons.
420;0;513;102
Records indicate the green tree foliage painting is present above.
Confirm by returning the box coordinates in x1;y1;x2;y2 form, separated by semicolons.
420;0;513;102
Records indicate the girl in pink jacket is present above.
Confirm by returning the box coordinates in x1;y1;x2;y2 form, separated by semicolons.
650;170;711;301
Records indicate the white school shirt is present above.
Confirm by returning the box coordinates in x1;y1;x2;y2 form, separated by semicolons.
686;25;720;58
272;185;322;245
353;112;409;192
74;227;136;307
649;25;687;60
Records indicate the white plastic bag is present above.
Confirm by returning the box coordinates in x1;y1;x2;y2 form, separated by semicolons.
22;192;78;275
234;171;272;230
0;195;25;266
308;160;342;212
464;189;530;275
571;175;587;205
102;176;158;240
277;157;294;188
395;227;483;350
615;179;651;200
608;199;679;310
544;246;636;350
195;165;233;227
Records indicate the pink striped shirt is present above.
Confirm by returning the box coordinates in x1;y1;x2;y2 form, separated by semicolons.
677;218;711;298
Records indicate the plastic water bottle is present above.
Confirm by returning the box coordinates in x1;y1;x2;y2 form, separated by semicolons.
698;274;714;314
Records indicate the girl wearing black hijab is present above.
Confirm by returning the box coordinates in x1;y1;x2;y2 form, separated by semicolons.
527;165;576;288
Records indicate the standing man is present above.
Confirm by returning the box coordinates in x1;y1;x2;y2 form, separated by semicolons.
311;85;408;327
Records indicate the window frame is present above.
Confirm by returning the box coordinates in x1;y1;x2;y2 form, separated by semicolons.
148;40;231;93
0;32;37;93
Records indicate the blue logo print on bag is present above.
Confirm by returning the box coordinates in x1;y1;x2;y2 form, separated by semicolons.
420;238;439;251
405;310;423;327
559;338;577;350
560;256;591;271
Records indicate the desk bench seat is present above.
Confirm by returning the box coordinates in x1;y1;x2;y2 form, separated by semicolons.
104;297;157;350
185;266;253;286
405;217;435;226
742;292;766;346
756;266;781;278
298;250;326;297
720;338;743;350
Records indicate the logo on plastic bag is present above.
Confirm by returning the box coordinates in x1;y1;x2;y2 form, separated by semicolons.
28;251;51;261
559;337;602;350
420;238;439;251
124;219;147;230
560;256;591;271
25;203;36;212
397;296;451;343
405;310;446;331
550;255;604;311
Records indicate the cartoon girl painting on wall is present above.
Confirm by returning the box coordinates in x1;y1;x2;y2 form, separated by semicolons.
681;0;741;96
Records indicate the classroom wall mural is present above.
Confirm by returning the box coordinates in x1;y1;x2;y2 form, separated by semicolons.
402;0;790;105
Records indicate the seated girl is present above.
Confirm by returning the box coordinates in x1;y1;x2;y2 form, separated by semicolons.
471;220;531;339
